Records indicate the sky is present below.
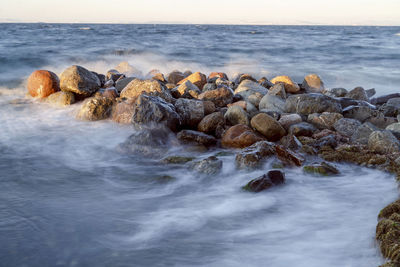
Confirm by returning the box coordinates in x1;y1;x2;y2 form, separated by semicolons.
0;0;399;25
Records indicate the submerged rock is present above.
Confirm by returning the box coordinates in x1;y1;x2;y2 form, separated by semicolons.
27;70;60;98
221;124;265;149
235;141;275;169
303;162;339;176
189;156;223;175
60;65;101;96
242;170;285;192
76;96;113;121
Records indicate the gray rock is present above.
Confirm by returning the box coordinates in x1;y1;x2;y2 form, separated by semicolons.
351;122;379;145
250;113;286;141
302;74;325;93
387;97;400;109
307;112;343;130
235;141;276;169
215;78;234;89
259;110;281;121
345;87;369;102
46;91;75;107
368;130;400;154
234;80;268;107
132;95;181;131
177;130;217;146
386;123;400;139
174;98;204;128
190;156;223;175
278;114;303;131
106;69;124;82
258;77;274;89
267;83;286;99
60;65;101;96
259;94;286;113
365;113;397;129
76;96;113;121
285;93;342;115
198;112;225;135
338;98;375;109
370;93;400;105
202;83;217;92
366;88;376;98
324;88;348;97
224;106;249;126
342;105;374;122
115;77;136;92
280;134;303;150
333;118;362;137
289;122;317;137
379;103;400;117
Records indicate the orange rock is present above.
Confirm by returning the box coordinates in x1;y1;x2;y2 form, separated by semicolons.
27;70;60;98
221;124;265;149
209;72;228;80
177;72;207;89
271;75;300;93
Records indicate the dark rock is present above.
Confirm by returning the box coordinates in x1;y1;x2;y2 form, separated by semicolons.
365;113;397;129
202;83;217;92
235;141;275;169
345;87;369;101
278;114;303;131
243;170;285;192
307;112;343;130
60;65;101;96
370;93;400;105
177;130;217;147
251;113;286;141
366;88;376;98
46;91;74;107
115;77;136;92
198;112;225;135
303;162;339;176
343;105;374;122
324;88;348;97
333;118;362;137
221;124;265;149
106;69;124;82
258;77;274;89
280;134;303;150
275;145;305;166
167;71;185;85
351;122;379;145
174;98;204;128
285;93;342;115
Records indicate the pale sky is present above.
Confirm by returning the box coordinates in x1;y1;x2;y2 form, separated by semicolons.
0;0;399;25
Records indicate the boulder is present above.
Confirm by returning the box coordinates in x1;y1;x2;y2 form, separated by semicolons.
60;65;101;97
333;118;362;137
76;96;113;121
202;83;217;92
177;130;217;147
368;130;400;154
285;93;342;115
235;141;275;169
45;91;74;107
307;112;343;130
224;106;249;126
270;75;300;93
250;113;286;141
234;73;257;85
101;87;118;99
288;122;317;137
198;112;225;135
303;162;339;176
280;134;303;150
27;70;60;98
324;88;348;98
177;72;207;89
366;88;376;98
351;122;379;145
275;145;305;166
215;78;234;88
222;124;265;149
267;83;287;99
111;98;136;124
174;98;204;128
234;80;268;107
243;170;285;193
115;77;136;92
189;156;222;175
106;69;124;82
198;86;233;107
166;71;184;85
278;114;303;131
145;69;166;83
343;105;374;122
171;80;201;99
132;94;181;131
302;74;324;93
258;94;286;113
120;79;172;102
345;87;369;102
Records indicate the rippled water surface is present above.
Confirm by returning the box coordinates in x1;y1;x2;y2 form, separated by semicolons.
1;24;400;267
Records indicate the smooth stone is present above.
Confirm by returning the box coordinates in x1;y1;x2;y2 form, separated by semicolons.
243;170;285;192
198;86;234;107
198;112;225;135
60;65;100;96
221;124;265;149
333;118;362;137
76;96;113;121
235;141;276;169
258;94;286;113
285;93;342;115
171;80;201;99
270;75;300;93
27;70;60;98
174;98;204;128
368;130;400;154
250;113;286;141
224;106;249;126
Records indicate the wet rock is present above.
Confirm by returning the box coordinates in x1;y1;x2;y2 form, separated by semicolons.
177;130;217;147
132;94;181;131
271;75;300;93
285;93;342;115
120;79;172;103
278;114;303;131
189;156;222;175
221;124;265;149
333;118;362;137
345;86;369;102
307;112;343;130
275;145;305;166
258;77;274;89
288;122;317;137
342;105;374;122
171;80;201;99
258;94;286;113
115;77;136;92
365;113;397;129
76;96;113;121
111;98;136;124
235;141;275;169
198;112;225;135
324;88;348;98
234;80;267;107
177;72;207;90
27;70;60;98
198;86;234;107
162;156;195;164
242;170;285;192
351;122;379;145
251;113;286;141
368;130;400;154
60;65;101;97
303;162;339;176
302;74;324;93
224;105;249;126
267;83;287;99
45;91;75;107
174;98;204;128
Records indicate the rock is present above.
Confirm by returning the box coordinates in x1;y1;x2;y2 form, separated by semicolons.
350;122;379;145
162;156;195;164
302;74;324;93
250;113;286;141
258;77;274;89
115;77;136;92
303;162;339;176
324;88;348;97
111;98;136;124
45;91;75;107
307;112;343;130
366;88;376;98
365;113;397;129
379;103;400;117
190;156;222;175
234;80;268;107
270;75;300;93
198;112;225;135
275;145;305;166
177;130;217;147
227;101;247;110
280;134;303;150
224;106;249;126
132;94;181;131
177;72;207;90
198;86;233;107
76;96;113;121
285;93;342;115
342;105;374;122
145;69;166;83
289;122;317;137
94;73;106;87
215;78;234;88
345;87;369;101
267;83;287;99
203;101;216;115
115;61;140;76
259;110;281;121
202;83;217;92
371;93;400;105
368;130;400;154
258;94;286;113
60;65;100;97
167;71;185;85
235;141;275;169
208;72;228;80
278;114;303;131
174;98;204;128
221;124;265;149
242;170;285;192
387;97;400;109
27;70;60;98
333;118;362;137
120;79;172;102
234;74;257;85
101;87;118;99
386;123;400;138
171;80;201;99
106;69;124;82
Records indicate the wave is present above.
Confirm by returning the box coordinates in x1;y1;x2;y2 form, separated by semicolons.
79;27;91;30
395;33;400;36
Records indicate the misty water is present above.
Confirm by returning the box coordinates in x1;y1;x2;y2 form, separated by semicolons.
1;24;400;266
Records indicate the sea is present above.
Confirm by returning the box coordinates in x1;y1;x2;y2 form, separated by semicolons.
0;23;400;267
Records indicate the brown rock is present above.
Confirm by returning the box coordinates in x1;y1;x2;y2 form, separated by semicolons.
275;145;305;166
101;88;118;99
208;72;228;80
120;79;172;102
235;141;276;169
76;96;114;121
221;124;265;149
198;86;233;107
302;74;325;93
177;130;217;147
27;70;60;98
250;113;286;141
45;91;75;107
198;112;225;135
271;75;300;93
203;101;216;115
177;72;207;89
167;71;185;85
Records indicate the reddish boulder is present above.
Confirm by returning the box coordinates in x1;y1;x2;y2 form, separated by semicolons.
27;70;60;98
221;124;265;149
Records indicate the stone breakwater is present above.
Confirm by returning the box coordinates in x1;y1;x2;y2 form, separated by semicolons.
26;62;400;266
